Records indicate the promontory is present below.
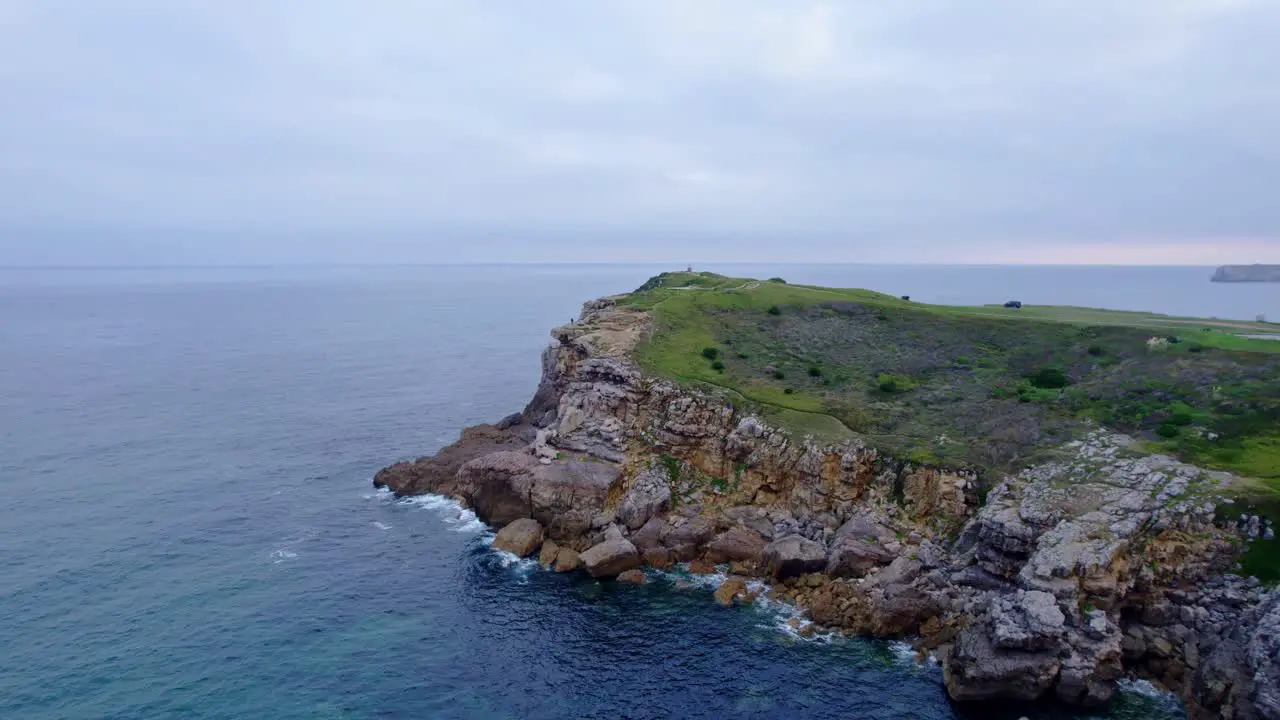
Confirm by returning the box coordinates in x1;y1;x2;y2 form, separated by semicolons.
376;272;1280;719
1213;265;1280;283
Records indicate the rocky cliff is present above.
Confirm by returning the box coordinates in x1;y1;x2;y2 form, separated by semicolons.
375;290;1280;719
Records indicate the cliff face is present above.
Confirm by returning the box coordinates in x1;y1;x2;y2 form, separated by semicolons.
375;295;1280;719
1213;265;1280;283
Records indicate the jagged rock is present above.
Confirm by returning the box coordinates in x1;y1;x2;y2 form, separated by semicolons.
492;518;544;557
826;514;896;577
762;534;827;580
580;538;641;578
706;526;766;563
991;591;1065;651
617;569;648;585
373;422;531;496
618;464;672;530
944;623;1062;702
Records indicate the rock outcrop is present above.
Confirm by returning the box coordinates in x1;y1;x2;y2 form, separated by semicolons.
492;518;544;557
374;292;1278;719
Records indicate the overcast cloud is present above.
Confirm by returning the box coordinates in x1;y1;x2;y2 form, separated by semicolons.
2;0;1279;264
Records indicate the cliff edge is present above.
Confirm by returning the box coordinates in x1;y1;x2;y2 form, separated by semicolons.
376;272;1280;719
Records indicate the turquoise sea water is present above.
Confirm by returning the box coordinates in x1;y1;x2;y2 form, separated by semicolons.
5;263;1263;719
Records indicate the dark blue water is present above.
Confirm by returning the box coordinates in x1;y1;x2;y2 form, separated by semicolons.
1;264;1242;719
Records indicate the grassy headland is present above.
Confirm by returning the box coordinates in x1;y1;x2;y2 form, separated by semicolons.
621;271;1280;578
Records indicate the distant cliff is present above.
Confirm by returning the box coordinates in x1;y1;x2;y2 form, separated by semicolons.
1212;265;1280;283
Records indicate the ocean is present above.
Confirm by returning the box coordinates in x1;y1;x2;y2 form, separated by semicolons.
5;263;1271;719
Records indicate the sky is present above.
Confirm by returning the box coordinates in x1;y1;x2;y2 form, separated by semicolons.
2;0;1279;265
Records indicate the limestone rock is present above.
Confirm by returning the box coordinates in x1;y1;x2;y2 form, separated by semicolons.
493;518;544;557
762;534;827;580
826;514;896;577
991;591;1065;651
580;538;641;578
539;539;560;569
706;526;766;563
554;547;582;573
944;623;1061;702
617;464;672;530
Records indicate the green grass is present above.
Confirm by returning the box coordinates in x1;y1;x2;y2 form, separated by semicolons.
625;271;1280;470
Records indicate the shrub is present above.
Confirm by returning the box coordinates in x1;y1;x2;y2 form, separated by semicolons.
772;370;786;380
1166;335;1182;344
1157;423;1180;438
901;295;911;301
701;347;719;360
768;277;786;284
1028;367;1070;389
767;305;782;316
1188;343;1204;353
807;366;823;377
784;388;794;394
737;352;750;359
1169;410;1193;426
711;360;725;372
1087;345;1104;357
877;373;915;393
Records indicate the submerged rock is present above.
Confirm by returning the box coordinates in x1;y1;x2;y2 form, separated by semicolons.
617;569;648;585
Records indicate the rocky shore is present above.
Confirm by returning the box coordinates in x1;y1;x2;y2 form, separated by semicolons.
375;294;1280;719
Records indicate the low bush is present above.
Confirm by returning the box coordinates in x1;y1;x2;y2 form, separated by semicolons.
877;373;916;393
773;369;786;380
768;277;786;284
701;347;719;360
808;366;823;377
1157;423;1180;438
1028;367;1070;389
767;305;782;316
711;360;725;372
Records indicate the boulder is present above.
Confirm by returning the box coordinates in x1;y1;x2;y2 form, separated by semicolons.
706;526;766;563
580;538;641;578
826;513;896;577
554;547;582;573
493;518;544;557
762;534;827;580
617;569;648;585
826;535;895;577
538;539;560;569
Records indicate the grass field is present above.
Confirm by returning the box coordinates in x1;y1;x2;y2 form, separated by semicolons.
621;271;1280;578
